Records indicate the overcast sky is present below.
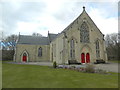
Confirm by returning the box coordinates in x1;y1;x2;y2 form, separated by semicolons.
0;0;119;37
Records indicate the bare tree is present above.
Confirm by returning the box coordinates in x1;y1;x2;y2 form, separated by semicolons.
32;32;43;37
2;34;18;50
105;33;119;60
0;31;4;41
1;34;18;60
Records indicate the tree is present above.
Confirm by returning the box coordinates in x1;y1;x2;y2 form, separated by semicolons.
32;32;43;37
105;33;120;60
0;31;3;41
1;34;18;60
2;34;18;50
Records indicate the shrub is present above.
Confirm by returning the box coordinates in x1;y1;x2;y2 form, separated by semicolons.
53;61;57;68
69;66;76;70
2;50;15;60
79;67;86;72
85;64;95;73
95;69;108;74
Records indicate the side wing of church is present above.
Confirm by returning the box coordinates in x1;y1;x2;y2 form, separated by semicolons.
14;7;108;64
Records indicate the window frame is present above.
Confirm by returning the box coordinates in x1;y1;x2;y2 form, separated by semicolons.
70;39;75;59
96;40;100;58
38;47;42;57
80;22;89;43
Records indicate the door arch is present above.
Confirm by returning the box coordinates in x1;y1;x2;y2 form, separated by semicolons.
21;51;28;62
81;53;85;63
22;53;27;62
86;53;90;63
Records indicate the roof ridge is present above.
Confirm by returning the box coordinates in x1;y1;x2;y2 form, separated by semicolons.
52;7;85;40
20;35;47;38
49;33;58;35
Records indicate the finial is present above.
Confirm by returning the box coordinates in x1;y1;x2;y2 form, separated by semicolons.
83;6;85;11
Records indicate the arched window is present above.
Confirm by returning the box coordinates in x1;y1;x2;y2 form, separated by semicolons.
70;39;75;59
38;47;42;57
96;40;100;58
23;53;27;57
80;22;89;43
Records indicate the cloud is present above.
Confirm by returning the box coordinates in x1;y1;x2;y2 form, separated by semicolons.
89;7;118;35
0;0;118;38
1;1;46;36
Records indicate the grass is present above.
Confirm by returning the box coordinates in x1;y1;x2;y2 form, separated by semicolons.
108;60;120;63
0;60;2;89
2;62;118;88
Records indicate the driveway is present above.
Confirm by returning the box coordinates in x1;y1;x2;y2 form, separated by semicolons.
94;63;119;73
6;61;53;66
5;61;119;73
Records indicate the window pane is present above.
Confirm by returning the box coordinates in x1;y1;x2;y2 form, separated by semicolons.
96;41;100;58
80;22;89;43
70;39;75;59
38;47;42;57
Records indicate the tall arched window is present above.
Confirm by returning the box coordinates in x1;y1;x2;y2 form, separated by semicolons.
96;40;100;58
38;47;42;57
70;39;75;59
80;22;89;43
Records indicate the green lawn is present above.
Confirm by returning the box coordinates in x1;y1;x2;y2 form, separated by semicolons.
0;61;2;89
2;62;118;88
108;60;120;63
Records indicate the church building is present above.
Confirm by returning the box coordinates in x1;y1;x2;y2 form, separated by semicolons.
14;7;108;64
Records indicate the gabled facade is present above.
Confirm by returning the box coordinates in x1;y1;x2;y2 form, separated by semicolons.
14;7;107;64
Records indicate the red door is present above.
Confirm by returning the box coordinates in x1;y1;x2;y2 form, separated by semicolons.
22;53;27;62
86;53;90;63
81;53;85;63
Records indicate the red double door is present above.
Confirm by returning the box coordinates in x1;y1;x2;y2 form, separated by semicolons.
81;53;90;63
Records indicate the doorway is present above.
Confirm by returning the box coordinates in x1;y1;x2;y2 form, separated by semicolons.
81;53;85;63
81;53;90;63
86;53;90;63
22;53;27;62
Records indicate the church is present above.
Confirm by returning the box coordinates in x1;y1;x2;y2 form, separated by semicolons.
14;7;108;64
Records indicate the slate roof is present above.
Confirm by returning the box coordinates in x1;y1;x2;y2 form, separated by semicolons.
48;33;58;42
17;35;49;45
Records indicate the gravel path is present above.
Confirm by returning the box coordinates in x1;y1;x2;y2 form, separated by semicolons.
94;63;119;73
6;61;53;66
